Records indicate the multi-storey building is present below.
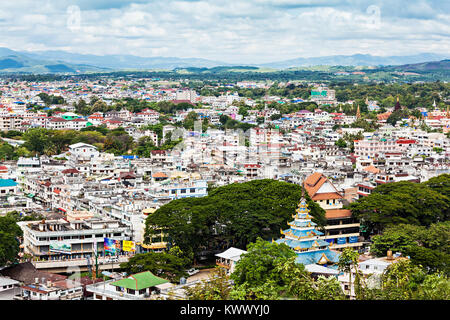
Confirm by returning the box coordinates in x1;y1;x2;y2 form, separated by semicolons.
19;218;131;272
303;172;363;250
354;139;401;158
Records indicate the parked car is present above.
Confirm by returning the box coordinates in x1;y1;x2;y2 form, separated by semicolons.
187;268;199;276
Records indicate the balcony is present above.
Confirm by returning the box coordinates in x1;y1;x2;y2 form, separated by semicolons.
215;258;231;269
31;254;131;270
324;223;360;230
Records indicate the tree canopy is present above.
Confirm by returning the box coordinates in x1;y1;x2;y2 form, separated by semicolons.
119;249;189;283
348;177;450;234
144;179;326;258
370;222;450;274
0;215;23;266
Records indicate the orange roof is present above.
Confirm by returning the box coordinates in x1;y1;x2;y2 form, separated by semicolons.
325;209;352;219
377;112;391;120
152;172;168;178
303;172;343;200
312;192;343;201
364;165;380;174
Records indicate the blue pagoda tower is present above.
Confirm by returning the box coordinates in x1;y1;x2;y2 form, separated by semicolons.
275;193;340;268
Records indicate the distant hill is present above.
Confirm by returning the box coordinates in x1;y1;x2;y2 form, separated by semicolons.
259;53;449;69
0;47;448;74
19;49;228;70
0;51;109;74
383;59;450;72
174;66;261;74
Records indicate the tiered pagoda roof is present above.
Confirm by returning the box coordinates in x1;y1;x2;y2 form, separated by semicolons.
275;195;340;267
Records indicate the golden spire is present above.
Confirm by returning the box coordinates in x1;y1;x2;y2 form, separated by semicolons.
356;104;361;119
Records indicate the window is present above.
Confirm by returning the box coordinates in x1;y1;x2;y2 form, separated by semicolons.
190;188;196;193
180;189;186;194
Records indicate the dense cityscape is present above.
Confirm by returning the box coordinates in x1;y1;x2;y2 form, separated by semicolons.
0;74;448;302
0;2;448;316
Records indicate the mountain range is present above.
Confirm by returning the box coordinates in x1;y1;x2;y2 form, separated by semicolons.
0;47;448;74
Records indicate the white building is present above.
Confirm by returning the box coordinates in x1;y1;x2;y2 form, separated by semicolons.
215;247;247;274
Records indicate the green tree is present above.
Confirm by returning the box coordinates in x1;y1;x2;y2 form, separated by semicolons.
22;128;52;155
231;238;296;288
423;174;450;198
348;180;449;234
120;252;188;282
145;180;326;258
337;248;360;297
185;268;233;300
0;215;23;266
380;259;426;300
335;138;347;148
416;273;450;300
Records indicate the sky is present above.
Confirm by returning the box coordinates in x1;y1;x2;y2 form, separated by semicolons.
0;0;448;64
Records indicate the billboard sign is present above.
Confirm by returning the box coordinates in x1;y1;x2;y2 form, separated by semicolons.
122;240;136;253
349;236;359;243
104;238;121;256
49;242;71;254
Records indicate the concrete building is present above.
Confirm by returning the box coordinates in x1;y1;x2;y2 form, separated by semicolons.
18;218;132;272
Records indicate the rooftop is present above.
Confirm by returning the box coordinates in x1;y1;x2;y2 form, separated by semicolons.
110;271;169;291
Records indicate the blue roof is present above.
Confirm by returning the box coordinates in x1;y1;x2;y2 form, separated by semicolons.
288;220;317;228
282;228;324;238
276;238;330;250
0;179;17;187
295;248;340;265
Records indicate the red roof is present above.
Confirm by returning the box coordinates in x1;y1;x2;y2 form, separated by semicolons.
61;168;80;174
151;150;166;155
49;117;67;122
396;139;416;144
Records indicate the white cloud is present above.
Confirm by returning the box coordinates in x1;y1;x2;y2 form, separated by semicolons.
0;0;447;63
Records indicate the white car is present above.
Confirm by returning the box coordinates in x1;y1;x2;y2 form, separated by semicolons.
187;268;199;276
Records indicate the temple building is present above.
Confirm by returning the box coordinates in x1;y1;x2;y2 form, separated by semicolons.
394;96;402;111
303;173;363;250
275;194;340;274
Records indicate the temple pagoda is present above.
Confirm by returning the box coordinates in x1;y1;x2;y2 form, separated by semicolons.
275;193;340;269
394;96;401;111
